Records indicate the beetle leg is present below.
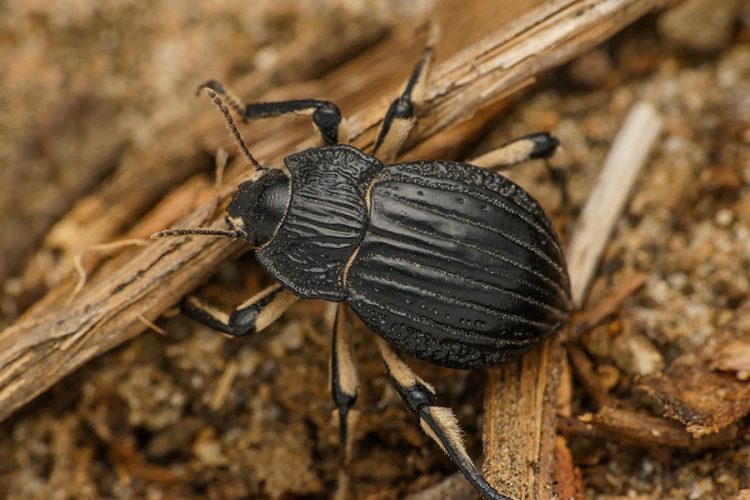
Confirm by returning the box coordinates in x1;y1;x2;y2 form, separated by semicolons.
375;337;509;500
329;303;360;498
196;80;346;145
373;44;434;163
468;132;560;169
468;132;569;205
243;99;345;146
181;283;298;337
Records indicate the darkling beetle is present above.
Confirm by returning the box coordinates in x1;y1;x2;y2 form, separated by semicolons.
154;45;571;500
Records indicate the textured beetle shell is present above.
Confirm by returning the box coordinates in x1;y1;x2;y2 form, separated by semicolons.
259;145;571;369
346;161;571;368
256;146;381;301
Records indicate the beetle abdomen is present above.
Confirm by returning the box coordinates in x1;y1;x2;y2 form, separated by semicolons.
346;161;571;369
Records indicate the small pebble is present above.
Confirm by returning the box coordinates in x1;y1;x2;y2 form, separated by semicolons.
269;320;305;357
568;49;614;88
715;209;734;226
193;436;229;467
610;330;665;376
658;0;741;53
596;364;620;391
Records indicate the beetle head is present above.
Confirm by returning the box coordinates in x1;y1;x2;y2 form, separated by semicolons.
226;168;290;248
151;85;291;246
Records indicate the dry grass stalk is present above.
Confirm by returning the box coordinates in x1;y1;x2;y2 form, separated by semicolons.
567;102;663;307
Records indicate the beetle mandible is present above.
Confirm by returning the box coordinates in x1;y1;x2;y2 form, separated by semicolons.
154;45;572;500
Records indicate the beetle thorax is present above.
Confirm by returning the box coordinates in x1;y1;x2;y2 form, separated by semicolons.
253;145;383;301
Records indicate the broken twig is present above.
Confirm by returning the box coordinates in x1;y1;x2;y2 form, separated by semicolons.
567;102;663;307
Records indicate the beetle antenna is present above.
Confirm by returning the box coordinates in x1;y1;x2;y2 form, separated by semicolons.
195;80;246;118
199;86;264;172
151;228;245;239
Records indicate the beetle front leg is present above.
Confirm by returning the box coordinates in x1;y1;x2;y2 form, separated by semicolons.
329;303;361;499
373;44;434;163
375;337;509;500
181;283;298;337
197;80;346;145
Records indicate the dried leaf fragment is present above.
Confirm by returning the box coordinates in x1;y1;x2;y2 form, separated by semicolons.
639;354;750;437
709;337;750;381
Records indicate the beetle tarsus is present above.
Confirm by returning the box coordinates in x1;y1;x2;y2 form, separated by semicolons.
375;336;510;500
330;304;360;464
330;304;361;498
419;407;511;500
195;81;347;145
195;79;225;96
195;79;248;120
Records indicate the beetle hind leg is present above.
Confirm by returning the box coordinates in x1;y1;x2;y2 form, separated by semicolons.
375;337;509;500
181;283;298;337
329;303;361;499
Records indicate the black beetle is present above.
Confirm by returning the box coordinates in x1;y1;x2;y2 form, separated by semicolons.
155;46;571;500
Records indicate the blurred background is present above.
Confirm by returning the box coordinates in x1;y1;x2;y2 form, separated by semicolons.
1;0;749;498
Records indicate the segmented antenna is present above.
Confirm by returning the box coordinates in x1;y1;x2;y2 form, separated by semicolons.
151;228;244;239
199;85;264;171
196;80;246;118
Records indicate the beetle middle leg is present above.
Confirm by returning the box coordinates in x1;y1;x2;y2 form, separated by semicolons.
196;80;346;146
375;337;509;500
329;303;361;499
181;282;298;336
372;44;434;163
